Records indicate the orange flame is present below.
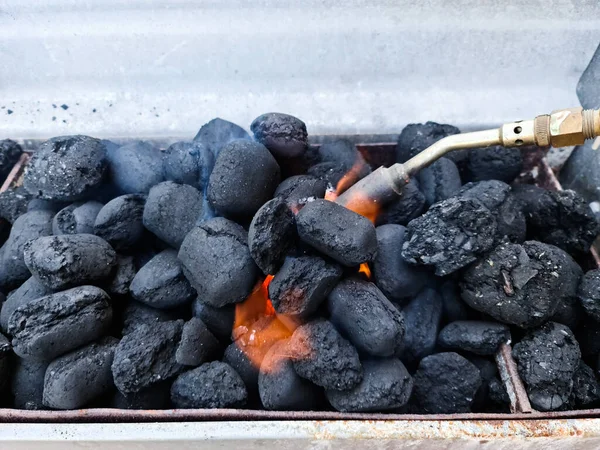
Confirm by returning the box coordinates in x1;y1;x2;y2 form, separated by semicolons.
359;263;372;279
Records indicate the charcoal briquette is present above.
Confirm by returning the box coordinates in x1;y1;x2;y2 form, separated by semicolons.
163;141;214;191
376;179;426;227
487;376;511;412
121;300;182;335
193;118;250;158
11;358;49;409
417;157;462;206
551;293;584;332
110;382;172;409
396;122;460;163
0;277;52;333
464;146;523;183
106;141;164;194
176;318;220;366
274;175;327;203
578;269;600;322
27;199;63;213
316;139;372;188
94;194;146;251
223;343;262;394
572;360;600;409
52;201;103;235
439;280;470;323
250;112;308;159
105;255;136;297
437;321;510;356
306;162;348;187
0;187;32;223
0;139;23;180
192;299;234;341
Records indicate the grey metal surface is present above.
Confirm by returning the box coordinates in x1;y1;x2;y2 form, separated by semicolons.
1;0;600;139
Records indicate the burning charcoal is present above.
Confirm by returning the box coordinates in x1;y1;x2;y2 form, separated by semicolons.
464;146;523;183
163;141;214;191
307;162;347;187
248;197;297;275
438;321;510;356
251;113;308;159
8;286;112;361
42;337;118;410
171;361;247;408
439;280;470;323
572;360;600;409
223;343;261;395
192;299;234;341
372;224;432;302
23;135;107;201
11;358;49;409
289;320;362;391
488;376;510;412
121;300;182;335
376;179;426;227
207;140;280;221
458;180;526;243
274;175;327;203
194;117;250;158
296;199;377;267
400;288;443;367
402;197;497;276
176;318;220;366
269;256;342;318
0;210;54;290
411;352;482;413
93;194;146;251
106;141;164;194
316;139;372;190
578;269;600;322
461;241;582;328
178;218;259;307
513;322;581;411
27;199;62;213
258;339;322;411
0;277;52;333
24;234;117;290
105;255;136;297
0;139;22;179
111;382;171;409
52;201;103;235
130;249;195;310
328;279;405;357
417;157;462;206
143;181;204;248
0;187;32;223
396;122;460;163
112;320;184;394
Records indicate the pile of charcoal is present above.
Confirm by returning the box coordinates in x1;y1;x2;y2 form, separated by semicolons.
0;112;598;415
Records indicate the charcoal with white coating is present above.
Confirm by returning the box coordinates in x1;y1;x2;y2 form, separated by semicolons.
106;141;163;194
163;141;214;191
0;277;52;333
464;146;523;183
396;122;460;163
192;299;234;342
11;358;49;409
578;269;600;322
52;201;103;235
376;179;426;227
0;187;32;223
176;318;220;366
251;113;308;160
93;194;146;251
438;321;510;356
418;157;462;206
24;234;117;290
193;118;250;158
105;255;136;297
572;360;600;409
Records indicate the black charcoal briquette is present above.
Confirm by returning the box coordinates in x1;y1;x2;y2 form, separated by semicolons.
193;118;250;158
11;358;49;409
52;201;103;235
106;141;163;194
376;179;426;227
396;122;460;163
417;157;462;206
578;269;600;322
0;187;31;223
163;141;214;191
105;255;136;297
438;321;510;356
192;299;234;341
176;318;220;366
464;146;523;184
251;113;308;159
0;277;52;333
94;194;146;251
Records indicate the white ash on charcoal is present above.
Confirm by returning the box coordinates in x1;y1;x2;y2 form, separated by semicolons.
178;218;259;307
401;197;497;276
23;234;117;290
248;197;297;275
175;318;220;367
417;157;462;206
42;337;118;410
396;122;460;163
577;269;600;322
143;181;204;249
23;135;108;201
328;278;405;357
326;359;413;413
251;113;308;160
410;352;482;414
110;382;172;410
439;280;471;323
120;300;184;335
463;146;523;184
268;255;342;319
11;358;49;410
571;360;600;409
93;194;146;251
437;321;510;356
106;141;164;195
192;299;234;342
0;187;32;223
104;255;136;297
112;320;184;394
513;322;581;411
194;118;250;159
274;175;328;204
163;141;214;191
296;199;377;267
52;201;103;235
8;286;112;361
0;139;23;180
461;241;582;328
376;179;426;227
130;249;196;310
0;277;52;333
207;140;280;221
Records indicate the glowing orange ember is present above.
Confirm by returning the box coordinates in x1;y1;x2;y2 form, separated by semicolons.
359;262;372;279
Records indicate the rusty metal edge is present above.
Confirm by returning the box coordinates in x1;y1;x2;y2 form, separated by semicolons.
495;343;533;414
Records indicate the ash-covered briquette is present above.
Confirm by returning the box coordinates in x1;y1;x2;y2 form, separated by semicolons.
439;280;470;323
258;339;322;411
571;360;600;409
464;146;523;184
163;141;214;191
130;249;196;310
105;255;136;297
376;179;426;227
458;180;526;244
23;135;107;201
437;321;510;356
0;210;53;290
120;300;183;335
289;320;362;391
106;141;164;194
94;194;146;251
396;122;460;163
400;288;443;367
112;320;184;394
0;187;32;223
176;318;220;366
24;234;117;290
250;113;308;160
274;175;328;203
178;218;259;307
513;322;581;411
193;118;250;159
248;197;297;275
417;157;462;206
461;241;582;328
8;286;112;361
328;279;405;357
143;181;204;249
411;352;482;414
207;140;281;221
269;255;342;318
0;139;23;180
11;358;48;410
401;197;497;276
52;201;103;235
578;269;600;322
0;277;52;333
296;199;377;267
171;361;247;409
326;358;413;413
111;382;172;410
192;299;234;342
372;224;431;302
42;337;118;410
